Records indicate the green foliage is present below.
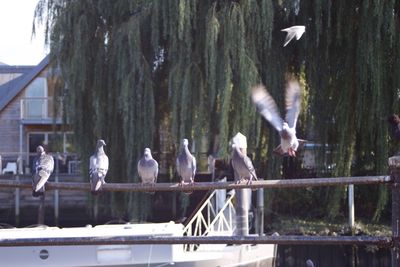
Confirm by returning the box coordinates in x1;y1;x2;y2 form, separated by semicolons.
35;0;400;222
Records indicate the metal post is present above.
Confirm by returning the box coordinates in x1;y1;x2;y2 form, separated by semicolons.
389;156;400;267
348;184;355;229
236;188;250;236
255;180;264;236
15;174;20;226
54;153;59;226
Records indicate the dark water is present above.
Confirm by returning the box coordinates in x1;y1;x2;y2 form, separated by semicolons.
275;245;390;267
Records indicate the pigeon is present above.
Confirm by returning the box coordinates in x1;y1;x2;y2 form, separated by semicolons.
231;143;258;185
137;148;159;192
306;259;315;267
89;139;109;195
32;146;54;197
281;25;305;47
251;79;306;157
388;114;400;141
176;139;196;193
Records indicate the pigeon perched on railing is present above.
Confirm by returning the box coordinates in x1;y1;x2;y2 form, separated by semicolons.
176;139;196;193
32;146;54;197
89;139;109;195
388;114;400;141
231;143;258;185
281;25;305;47
251;79;306;157
138;148;159;193
306;259;315;267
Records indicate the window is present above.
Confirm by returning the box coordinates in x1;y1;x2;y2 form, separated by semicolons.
24;77;48;118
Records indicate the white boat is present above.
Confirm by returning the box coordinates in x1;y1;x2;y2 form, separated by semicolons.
0;189;276;267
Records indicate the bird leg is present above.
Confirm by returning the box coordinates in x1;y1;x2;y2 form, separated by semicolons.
235;178;245;184
288;148;296;157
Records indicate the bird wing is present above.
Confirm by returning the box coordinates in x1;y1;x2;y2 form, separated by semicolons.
89;155;97;175
285;79;301;129
244;156;257;180
294;26;306;39
97;154;109;171
281;29;296;47
91;172;102;192
39;154;54;173
281;26;305;46
154;160;159;183
137;159;144;179
251;84;283;132
34;154;54;192
191;155;197;177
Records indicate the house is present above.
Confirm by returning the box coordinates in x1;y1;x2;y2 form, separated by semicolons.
0;56;77;174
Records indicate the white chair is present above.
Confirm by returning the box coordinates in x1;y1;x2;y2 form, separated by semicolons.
2;162;17;175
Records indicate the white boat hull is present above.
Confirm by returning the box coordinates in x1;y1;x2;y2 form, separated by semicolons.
0;223;276;267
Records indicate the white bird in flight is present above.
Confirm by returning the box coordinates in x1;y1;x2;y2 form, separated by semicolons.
251;79;306;157
281;25;305;47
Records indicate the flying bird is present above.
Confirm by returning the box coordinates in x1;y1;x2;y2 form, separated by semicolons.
32;146;54;197
176;139;196;193
231;143;258;185
281;25;305;47
251;79;306;157
138;148;159;193
89;139;109;195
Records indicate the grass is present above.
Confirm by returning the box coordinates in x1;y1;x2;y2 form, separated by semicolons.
266;216;391;237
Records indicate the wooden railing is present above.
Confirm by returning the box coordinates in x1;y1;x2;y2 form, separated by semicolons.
0;155;399;266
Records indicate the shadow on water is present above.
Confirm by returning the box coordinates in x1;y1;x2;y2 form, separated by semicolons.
275;245;390;267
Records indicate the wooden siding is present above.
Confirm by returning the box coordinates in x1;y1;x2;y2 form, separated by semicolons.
0;90;23;153
0;66;58;155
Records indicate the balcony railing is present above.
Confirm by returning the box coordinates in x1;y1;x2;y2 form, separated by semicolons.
20;97;62;121
0;152;80;175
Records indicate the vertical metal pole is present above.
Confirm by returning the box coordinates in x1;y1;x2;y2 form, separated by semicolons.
15;174;20;226
17;123;23;227
389;156;400;267
236;188;250;236
348;184;355;229
256;180;264;236
54;153;59;226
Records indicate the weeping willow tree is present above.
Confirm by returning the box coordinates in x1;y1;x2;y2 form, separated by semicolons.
35;0;400;222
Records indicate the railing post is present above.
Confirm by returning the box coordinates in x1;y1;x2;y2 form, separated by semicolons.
15;174;20;226
348;184;355;230
54;153;59;226
389;156;400;267
255;178;264;236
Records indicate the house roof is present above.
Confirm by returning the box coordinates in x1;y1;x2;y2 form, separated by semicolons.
0;55;50;112
0;65;35;74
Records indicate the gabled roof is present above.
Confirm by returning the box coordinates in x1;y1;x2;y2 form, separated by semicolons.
0;55;50;112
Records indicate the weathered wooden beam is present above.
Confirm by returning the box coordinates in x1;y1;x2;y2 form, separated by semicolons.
0;175;391;192
0;235;391;247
